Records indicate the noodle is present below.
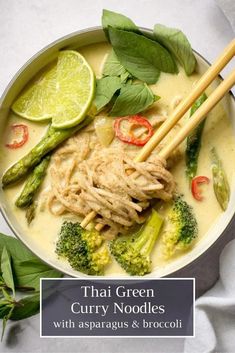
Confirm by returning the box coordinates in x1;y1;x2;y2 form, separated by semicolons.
48;129;175;235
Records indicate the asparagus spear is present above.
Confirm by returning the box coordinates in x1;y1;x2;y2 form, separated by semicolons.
185;93;207;181
25;203;37;225
15;155;51;208
2;116;92;187
210;147;230;211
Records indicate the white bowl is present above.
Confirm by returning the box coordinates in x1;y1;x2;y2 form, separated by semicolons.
0;27;234;280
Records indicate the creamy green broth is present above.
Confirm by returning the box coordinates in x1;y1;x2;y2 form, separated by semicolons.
1;42;235;276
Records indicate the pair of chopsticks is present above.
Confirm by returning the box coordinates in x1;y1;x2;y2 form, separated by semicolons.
81;39;235;231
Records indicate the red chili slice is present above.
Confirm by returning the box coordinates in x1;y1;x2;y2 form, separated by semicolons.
191;176;210;201
5;124;29;149
114;115;154;146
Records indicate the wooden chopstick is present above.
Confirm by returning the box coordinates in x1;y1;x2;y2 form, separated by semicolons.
81;39;235;230
93;70;235;232
135;39;235;163
159;69;235;159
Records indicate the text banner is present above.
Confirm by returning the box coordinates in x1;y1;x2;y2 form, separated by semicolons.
40;278;194;337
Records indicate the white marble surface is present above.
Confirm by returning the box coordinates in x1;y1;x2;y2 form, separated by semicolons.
0;0;234;352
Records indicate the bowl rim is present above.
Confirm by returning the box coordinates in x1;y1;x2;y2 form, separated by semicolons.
0;26;235;278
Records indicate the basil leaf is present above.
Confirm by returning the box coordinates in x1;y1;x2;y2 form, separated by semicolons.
0;301;12;319
0;276;4;288
0;234;62;291
0;234;62;336
11;293;40;321
110;83;159;117
1;247;15;297
154;24;196;75
120;71;131;83
102;9;140;40
2;288;12;301
94;76;122;112
108;27;177;84
0;234;34;262
12;259;62;291
103;49;131;79
1;306;14;341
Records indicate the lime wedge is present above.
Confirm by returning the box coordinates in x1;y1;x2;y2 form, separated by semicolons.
51;50;95;128
12;50;95;129
12;67;57;121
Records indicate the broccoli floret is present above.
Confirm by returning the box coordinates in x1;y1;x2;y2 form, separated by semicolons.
56;221;110;275
163;195;198;257
110;209;163;276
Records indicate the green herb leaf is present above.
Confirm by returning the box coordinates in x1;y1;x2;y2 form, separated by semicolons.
12;259;62;291
0;234;34;262
1;247;15;297
154;24;196;75
110;83;159;117
102;9;140;40
0;301;13;319
1;306;14;341
103;49;131;80
108;27;177;84
94;76;122;112
1;288;12;301
120;71;131;83
0;234;62;291
10;293;40;321
0;233;63;339
0;276;5;289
